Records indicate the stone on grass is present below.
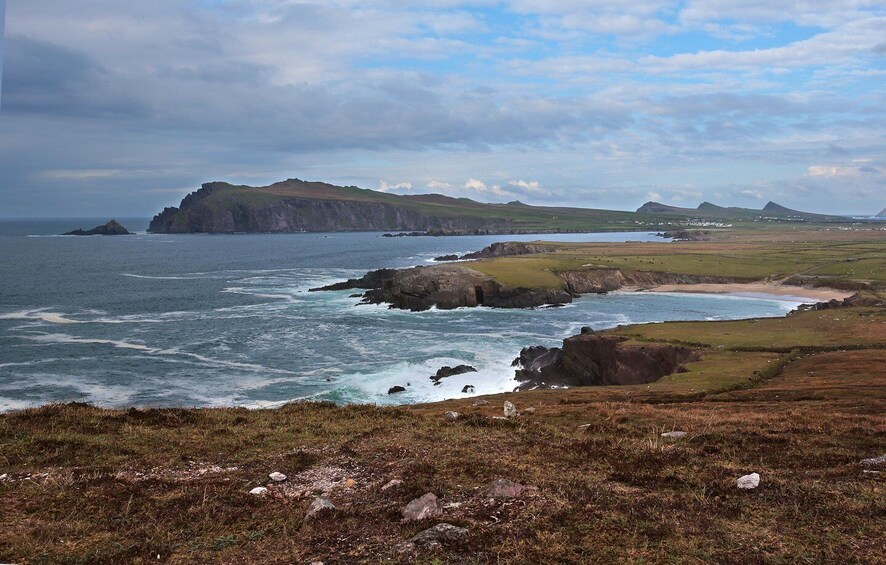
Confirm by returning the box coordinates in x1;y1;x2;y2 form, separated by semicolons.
249;486;268;496
523;407;536;415
402;493;443;522
737;473;761;489
860;454;886;468
503;401;518;419
472;399;490;406
268;472;287;482
661;431;688;439
444;411;460;421
381;479;403;491
304;497;336;521
404;523;469;550
484;478;524;499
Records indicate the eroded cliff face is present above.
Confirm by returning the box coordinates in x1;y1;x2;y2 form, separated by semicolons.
513;333;701;389
557;269;739;294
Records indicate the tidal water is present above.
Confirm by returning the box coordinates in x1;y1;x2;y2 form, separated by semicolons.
0;219;808;411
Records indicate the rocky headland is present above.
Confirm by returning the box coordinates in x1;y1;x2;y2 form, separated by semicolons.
512;330;700;390
62;220;132;236
311;261;739;311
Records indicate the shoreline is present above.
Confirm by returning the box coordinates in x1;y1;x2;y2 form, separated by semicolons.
630;282;854;302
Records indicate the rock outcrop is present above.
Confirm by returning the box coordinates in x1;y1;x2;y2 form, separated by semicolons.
63;220;131;236
430;365;477;384
311;265;572;311
513;333;700;389
434;241;559;262
656;230;711;241
312;261;743;311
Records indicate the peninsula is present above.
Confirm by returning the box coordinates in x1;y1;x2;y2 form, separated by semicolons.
147;178;855;234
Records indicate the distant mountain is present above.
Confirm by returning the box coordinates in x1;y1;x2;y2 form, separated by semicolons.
877;208;886;218
148;178;642;234
636;200;834;220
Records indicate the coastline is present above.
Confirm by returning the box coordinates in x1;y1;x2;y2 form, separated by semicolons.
630;282;854;302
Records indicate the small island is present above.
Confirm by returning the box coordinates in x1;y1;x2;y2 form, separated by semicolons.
62;219;132;236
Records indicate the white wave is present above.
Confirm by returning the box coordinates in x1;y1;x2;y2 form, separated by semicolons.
122;273;194;280
0;356;97;369
18;333;297;376
0;309;83;324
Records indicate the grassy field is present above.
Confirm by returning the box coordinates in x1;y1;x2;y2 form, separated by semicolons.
2;228;884;563
471;229;886;289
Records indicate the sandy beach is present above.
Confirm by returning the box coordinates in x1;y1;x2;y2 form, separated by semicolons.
635;283;854;302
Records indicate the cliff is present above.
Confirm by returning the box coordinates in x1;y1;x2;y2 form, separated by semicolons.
513;332;700;389
147;178;643;234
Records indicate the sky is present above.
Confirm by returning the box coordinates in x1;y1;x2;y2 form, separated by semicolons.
0;1;884;217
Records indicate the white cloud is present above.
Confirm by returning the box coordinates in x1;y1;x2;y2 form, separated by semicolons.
647;191;663;201
508;179;543;192
427;179;455;192
379;180;413;191
740;189;765;199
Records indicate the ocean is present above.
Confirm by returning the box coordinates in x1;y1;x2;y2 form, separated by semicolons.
0;219;809;411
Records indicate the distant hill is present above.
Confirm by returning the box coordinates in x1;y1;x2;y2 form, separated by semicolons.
636;200;834;220
877;208;886;218
148;178;644;234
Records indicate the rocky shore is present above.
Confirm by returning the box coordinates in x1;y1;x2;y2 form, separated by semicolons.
512;329;700;390
311;261;740;311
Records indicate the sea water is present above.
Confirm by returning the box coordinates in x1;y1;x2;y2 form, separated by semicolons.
0;219;808;411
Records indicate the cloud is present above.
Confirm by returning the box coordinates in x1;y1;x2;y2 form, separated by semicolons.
0;1;883;216
379;180;413;192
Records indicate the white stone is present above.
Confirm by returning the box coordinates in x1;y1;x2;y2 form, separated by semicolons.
472;399;490;406
304;497;336;520
661;431;688;438
444;411;460;421
268;472;287;482
737;473;760;489
249;486;268;496
860;454;886;468
503;401;518;419
381;479;403;491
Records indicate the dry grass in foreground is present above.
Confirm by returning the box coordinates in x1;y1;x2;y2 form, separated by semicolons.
1;361;884;562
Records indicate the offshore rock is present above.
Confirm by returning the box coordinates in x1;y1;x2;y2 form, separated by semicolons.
431;365;477;384
63;220;131;236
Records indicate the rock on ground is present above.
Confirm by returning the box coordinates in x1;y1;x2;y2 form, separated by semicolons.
737;473;761;489
402;523;469;551
402;493;443;522
381;479;403;491
860;454;886;468
503;401;518;419
304;497;336;521
268;472;287;482
249;487;268;496
444;411;460;421
485;478;524;499
661;431;688;438
472;399;490;406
